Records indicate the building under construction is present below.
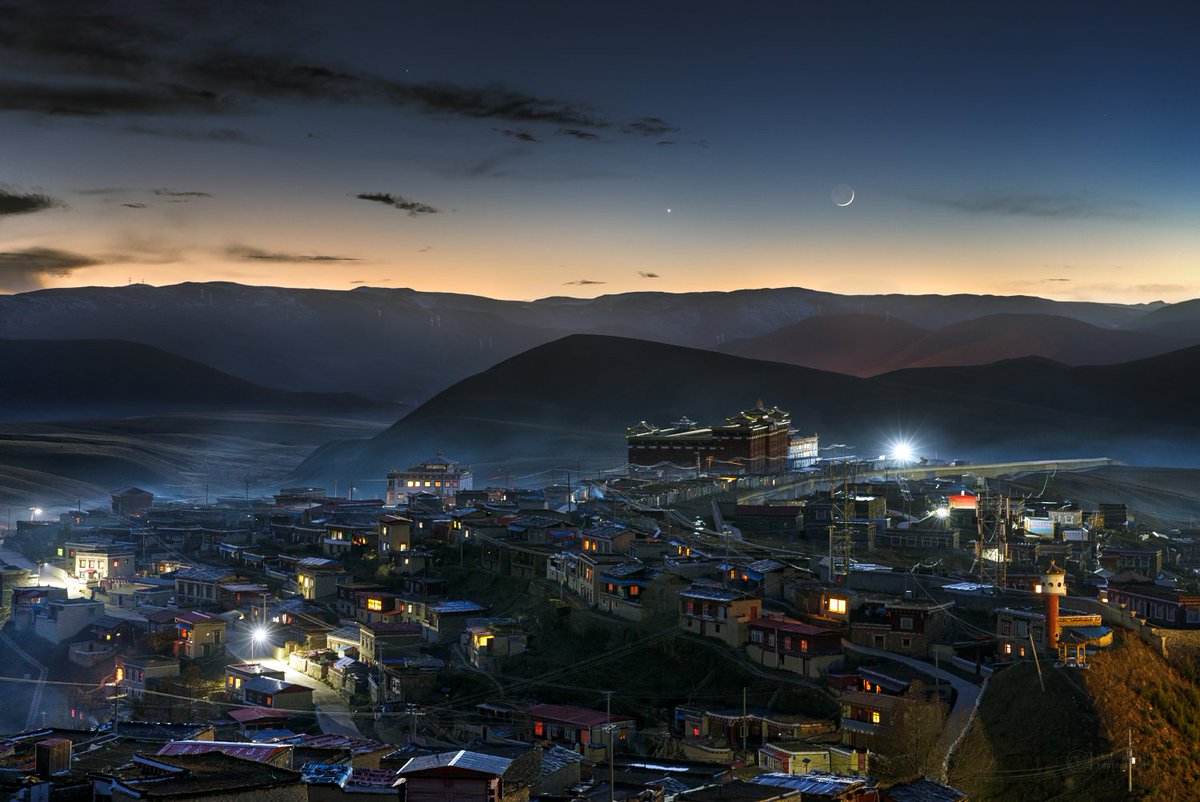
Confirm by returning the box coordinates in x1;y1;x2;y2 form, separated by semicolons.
626;402;791;475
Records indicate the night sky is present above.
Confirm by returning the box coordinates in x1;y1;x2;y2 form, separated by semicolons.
1;1;1196;302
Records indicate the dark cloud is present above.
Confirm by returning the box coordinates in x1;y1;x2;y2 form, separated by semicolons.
355;192;440;216
0;79;227;117
556;128;601;141
153;189;211;197
637;271;661;278
0;247;100;291
0;186;60;216
622;116;679;136
0;6;677;140
418;245;433;252
656;140;677;146
1040;277;1071;283
125;122;259;144
225;244;358;262
563;278;606;285
121;202;147;209
493;127;538;142
913;191;1144;220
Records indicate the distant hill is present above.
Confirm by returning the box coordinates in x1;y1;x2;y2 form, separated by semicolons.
720;313;1188;375
0;338;399;421
0;282;1171;404
293;334;1200;484
875;343;1200;427
716;314;929;376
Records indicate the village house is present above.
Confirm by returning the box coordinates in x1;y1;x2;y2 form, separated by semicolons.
243;677;315;711
746;616;843;677
226;662;286;703
849;598;954;656
839;691;903;752
377;514;412;553
525;703;636;760
110;751;306;802
423;600;488;644
465;619;529;670
34;597;104;644
392;750;523;802
360;621;422;665
111;486;154;517
580;521;637;555
1106;581;1200;628
173;610;227;660
295;558;347;600
719;558;796;600
596;562;651;621
173;567;241;608
117;654;181;701
65;541;136;582
678;585;762;647
1100;545;1163;576
758;743;867;777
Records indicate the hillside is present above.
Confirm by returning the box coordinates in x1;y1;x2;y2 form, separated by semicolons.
0;338;399;421
720;313;1187;376
949;632;1200;801
716;314;929;376
293;334;1200;484
876;344;1200;428
0;283;1167;404
886;313;1183;371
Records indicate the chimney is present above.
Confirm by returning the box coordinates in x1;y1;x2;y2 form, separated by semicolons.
35;739;72;777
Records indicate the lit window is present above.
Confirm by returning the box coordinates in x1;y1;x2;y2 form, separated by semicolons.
534;721;544;736
367;598;383;611
829;598;847;614
692;726;700;737
871;711;881;724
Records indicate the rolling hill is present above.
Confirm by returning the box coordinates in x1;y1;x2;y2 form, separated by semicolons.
0;283;1171;404
720;313;1188;375
716;314;930;375
0;338;399;421
293;335;1200;485
875;344;1200;427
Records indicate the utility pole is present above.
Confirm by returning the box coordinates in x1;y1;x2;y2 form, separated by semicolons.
605;690;615;802
1128;727;1134;794
741;686;748;757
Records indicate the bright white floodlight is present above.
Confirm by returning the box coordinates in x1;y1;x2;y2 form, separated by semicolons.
934;507;950;520
251;627;268;644
891;442;915;463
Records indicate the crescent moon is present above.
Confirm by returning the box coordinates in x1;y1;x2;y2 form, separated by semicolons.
833;184;855;207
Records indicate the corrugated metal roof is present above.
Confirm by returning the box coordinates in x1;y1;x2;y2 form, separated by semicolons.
750;771;871;794
397;749;513;776
157;740;290;764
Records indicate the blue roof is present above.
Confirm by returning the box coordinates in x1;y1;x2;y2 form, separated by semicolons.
751;771;873;794
430;600;486;614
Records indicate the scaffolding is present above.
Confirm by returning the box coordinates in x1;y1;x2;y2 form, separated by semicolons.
976;490;1009;592
827;460;856;584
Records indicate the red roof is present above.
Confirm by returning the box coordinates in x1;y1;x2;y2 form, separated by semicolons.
228;707;290;723
525;703;634;728
157;740;290;763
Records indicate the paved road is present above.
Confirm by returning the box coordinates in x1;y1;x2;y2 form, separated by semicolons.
227;632;361;737
842;640;983;772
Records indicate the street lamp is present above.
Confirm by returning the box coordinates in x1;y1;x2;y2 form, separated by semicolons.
251;626;268;661
29;507;42;521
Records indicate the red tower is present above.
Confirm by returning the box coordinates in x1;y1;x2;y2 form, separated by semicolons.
1041;561;1067;650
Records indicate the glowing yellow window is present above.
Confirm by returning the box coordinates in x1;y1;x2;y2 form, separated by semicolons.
828;598;847;614
367;598;383;611
871;711;881;724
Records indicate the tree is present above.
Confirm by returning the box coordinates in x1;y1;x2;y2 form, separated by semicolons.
874;680;948;782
